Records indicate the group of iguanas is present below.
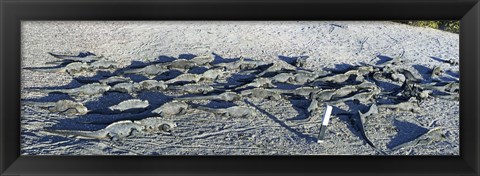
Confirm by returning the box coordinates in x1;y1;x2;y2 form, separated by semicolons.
22;51;459;154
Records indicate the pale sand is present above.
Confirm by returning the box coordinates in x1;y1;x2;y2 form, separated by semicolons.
20;21;459;155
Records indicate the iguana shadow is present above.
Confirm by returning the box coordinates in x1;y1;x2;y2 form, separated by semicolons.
322;63;356;74
211;52;242;64
284;98;310;121
25;79;83;90
429;56;448;63
278;55;309;67
47;91;174;131
387;119;429;149
339;101;371;141
244;99;317;142
445;70;459;78
21;93;74;103
375;55;394;65
412;64;432;81
83;92;134;111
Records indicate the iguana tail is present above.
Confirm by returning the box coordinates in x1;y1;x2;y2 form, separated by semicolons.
175;95;217;101
21;101;55;107
24;67;65;73
191;105;223;114
43;129;107;139
28;88;69;94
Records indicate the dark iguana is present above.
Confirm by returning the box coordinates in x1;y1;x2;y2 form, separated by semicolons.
48;51;103;63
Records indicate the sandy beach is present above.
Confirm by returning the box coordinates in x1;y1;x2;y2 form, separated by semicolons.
20;21;459;155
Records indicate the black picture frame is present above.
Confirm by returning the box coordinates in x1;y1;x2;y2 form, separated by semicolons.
1;0;479;175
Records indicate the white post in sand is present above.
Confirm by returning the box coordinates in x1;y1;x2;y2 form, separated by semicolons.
317;104;333;143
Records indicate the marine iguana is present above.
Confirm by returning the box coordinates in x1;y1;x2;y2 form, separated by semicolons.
292;70;322;84
108;99;150;112
133;117;177;134
270;72;295;83
355;65;376;75
32;83;111;96
313;72;353;84
110;82;137;94
376;56;404;67
45;120;144;140
307;89;336;113
98;76;132;85
447;59;459;66
22;99;88;116
378;97;420;112
175;91;242;102
236;59;270;70
270;86;322;98
165;73;203;84
190;55;215;66
135;80;168;91
420;82;459;94
372;71;391;83
200;68;227;81
121;64;170;78
294;56;309;68
430;66;444;81
46;117;178;140
355;81;379;90
48;51;103;63
330;85;360;100
311;83;376;105
151;100;189;116
192;105;256;118
385;80;430;101
24;62;90;75
89;59;118;70
396;68;423;83
164;59;198;71
349;104;386;154
391;127;449;151
253;62;295;78
110;80;168;94
309;69;366;86
233;77;275;90
390;73;406;83
215;57;270;71
326;88;381;105
169;83;215;94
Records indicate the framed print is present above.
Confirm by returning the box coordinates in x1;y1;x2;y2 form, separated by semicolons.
1;0;479;175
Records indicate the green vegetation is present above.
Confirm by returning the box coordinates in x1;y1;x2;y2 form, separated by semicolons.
395;21;460;34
